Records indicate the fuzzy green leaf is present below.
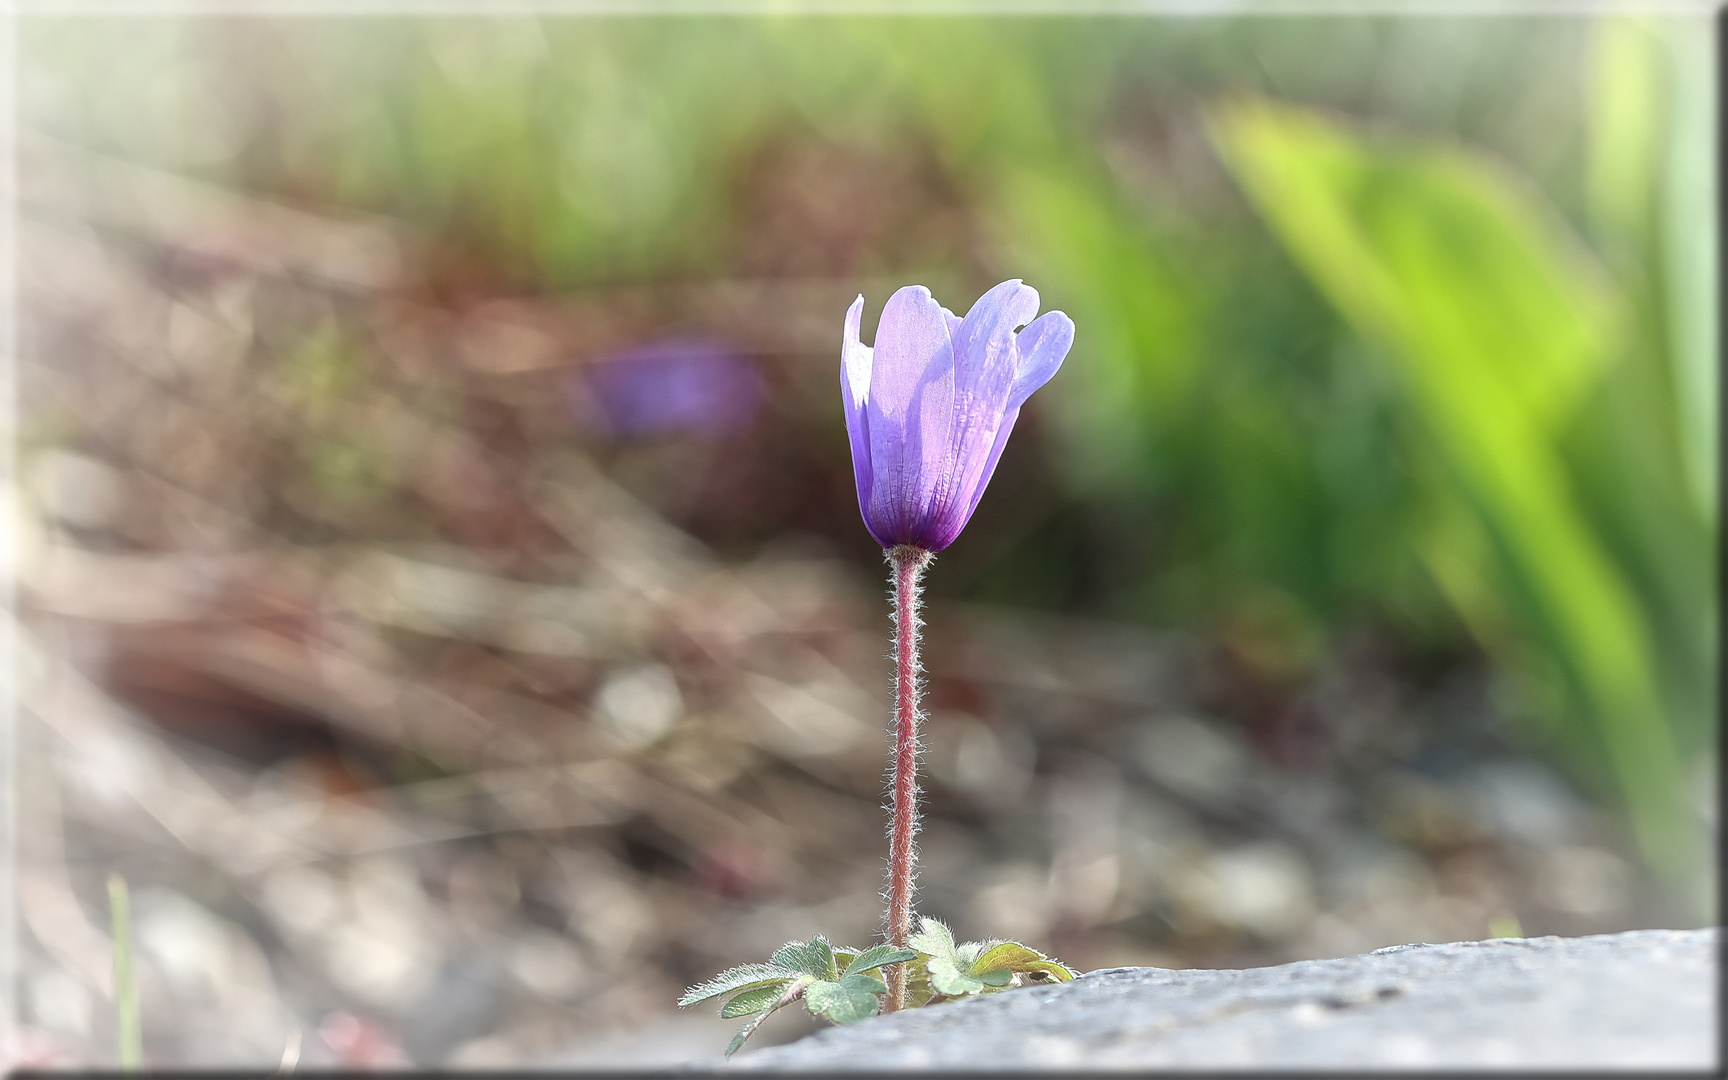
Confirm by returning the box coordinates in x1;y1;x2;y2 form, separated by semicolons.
902;953;937;1007
973;941;1076;983
907;917;959;963
678;963;796;1007
842;945;917;977
809;936;836;979
927;955;986;997
837;972;887;995
720;981;790;1018
978;968;1014;987
719;975;809;1057
725;1010;772;1058
804;979;879;1025
771;937;836;979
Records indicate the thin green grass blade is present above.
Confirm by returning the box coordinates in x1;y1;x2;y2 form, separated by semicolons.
108;874;141;1072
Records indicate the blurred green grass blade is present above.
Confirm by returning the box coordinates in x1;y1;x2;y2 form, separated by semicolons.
1210;97;1613;430
1587;17;1666;242
1210;96;1696;877
1586;15;1715;524
1577;16;1714;776
108;873;141;1072
1652;20;1718;519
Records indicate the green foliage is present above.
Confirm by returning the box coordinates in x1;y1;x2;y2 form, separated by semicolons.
803;977;883;1025
679;936;917;1057
681;926;1071;1056
972;941;1078;985
675;962;796;1007
904;917;1074;1006
724;1005;781;1060
718;982;789;1019
107;874;141;1072
771;936;836;979
844;943;920;977
1209;95;1709;880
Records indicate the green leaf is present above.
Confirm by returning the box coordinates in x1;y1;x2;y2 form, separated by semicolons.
804;979;880;1025
904;923;1076;1000
719;975;810;1057
972;941;1077;983
808;936;836;979
906;917;958;963
720;981;790;1018
842;945;917;977
770;937;835;979
903;954;936;1007
837;972;887;995
927;955;986;997
678;963;796;1007
725;1010;772;1058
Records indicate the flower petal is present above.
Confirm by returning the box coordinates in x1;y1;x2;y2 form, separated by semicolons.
940;306;964;341
841;295;881;544
951;280;1040;400
865;285;955;546
1007;310;1073;411
935;309;1070;545
843;295;872;410
954;406;1020;533
920;280;1040;548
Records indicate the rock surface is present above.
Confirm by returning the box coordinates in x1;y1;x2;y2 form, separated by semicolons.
722;928;1717;1070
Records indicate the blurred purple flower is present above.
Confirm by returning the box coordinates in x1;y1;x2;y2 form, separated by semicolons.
583;340;764;438
841;280;1073;552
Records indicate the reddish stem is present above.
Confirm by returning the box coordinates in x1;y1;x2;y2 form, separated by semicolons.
884;544;930;1011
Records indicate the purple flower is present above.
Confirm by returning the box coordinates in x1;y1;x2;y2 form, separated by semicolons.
841;280;1074;552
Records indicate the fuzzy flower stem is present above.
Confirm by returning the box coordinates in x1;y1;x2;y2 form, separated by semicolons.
883;543;931;1012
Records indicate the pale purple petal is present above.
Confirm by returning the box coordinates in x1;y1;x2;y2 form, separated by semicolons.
922;280;1040;544
841;295;880;543
955;405;1021;535
865;285;955;546
942;310;1070;541
940;306;964;341
1007;309;1074;411
951;280;1039;396
843;294;873;410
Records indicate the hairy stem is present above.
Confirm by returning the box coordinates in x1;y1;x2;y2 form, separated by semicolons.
884;543;931;1012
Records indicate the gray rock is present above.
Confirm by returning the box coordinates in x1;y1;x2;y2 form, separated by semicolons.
722;928;1717;1070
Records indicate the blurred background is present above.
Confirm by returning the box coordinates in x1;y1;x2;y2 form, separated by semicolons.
7;10;1716;1069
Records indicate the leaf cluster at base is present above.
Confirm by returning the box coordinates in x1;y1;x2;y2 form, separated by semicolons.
677;919;1074;1057
678;938;914;1057
903;917;1075;1006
